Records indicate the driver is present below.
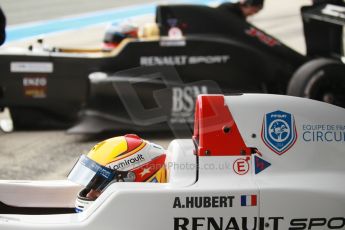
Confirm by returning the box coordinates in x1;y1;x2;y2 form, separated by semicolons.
68;134;166;212
218;0;265;19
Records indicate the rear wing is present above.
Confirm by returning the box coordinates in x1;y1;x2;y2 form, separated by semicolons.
302;3;345;57
303;3;345;26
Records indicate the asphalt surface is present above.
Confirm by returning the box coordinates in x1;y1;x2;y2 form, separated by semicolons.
0;131;173;180
0;0;309;180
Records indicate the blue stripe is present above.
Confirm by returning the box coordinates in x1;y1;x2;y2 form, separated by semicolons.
5;0;220;43
241;195;246;206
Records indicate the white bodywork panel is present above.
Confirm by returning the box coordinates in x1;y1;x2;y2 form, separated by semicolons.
226;94;345;229
0;94;344;230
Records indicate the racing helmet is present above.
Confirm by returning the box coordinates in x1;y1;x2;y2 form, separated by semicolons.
103;22;138;50
68;134;166;212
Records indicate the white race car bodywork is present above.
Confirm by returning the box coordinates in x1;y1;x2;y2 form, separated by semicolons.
0;94;344;230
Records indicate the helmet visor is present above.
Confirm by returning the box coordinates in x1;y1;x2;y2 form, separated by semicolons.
68;155;115;191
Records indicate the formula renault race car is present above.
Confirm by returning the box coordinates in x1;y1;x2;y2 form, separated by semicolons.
0;2;345;133
0;94;344;229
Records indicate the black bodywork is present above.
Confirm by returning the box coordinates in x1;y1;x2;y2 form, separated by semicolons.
0;3;343;133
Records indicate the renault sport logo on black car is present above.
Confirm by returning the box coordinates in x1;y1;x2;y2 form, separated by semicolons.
262;110;297;155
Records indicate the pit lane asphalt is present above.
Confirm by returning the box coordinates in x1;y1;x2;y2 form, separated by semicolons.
0;130;173;180
0;0;309;180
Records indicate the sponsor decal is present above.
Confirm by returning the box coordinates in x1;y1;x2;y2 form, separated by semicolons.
240;195;257;207
289;217;345;230
160;38;186;47
302;124;345;142
173;217;345;230
254;156;271;174
245;27;280;47
140;55;230;66
173;196;235;209
233;158;250;175
23;75;48;98
108;154;145;170
168;27;183;38
262;110;297;155
322;4;345;19
171;85;208;124
174;217;283;230
11;62;53;73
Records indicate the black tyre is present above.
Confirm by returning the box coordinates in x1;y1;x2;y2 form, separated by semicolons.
287;58;345;108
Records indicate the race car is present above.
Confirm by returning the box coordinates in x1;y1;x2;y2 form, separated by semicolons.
0;2;345;133
0;94;344;229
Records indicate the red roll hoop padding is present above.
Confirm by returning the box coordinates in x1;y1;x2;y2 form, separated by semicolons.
193;95;251;157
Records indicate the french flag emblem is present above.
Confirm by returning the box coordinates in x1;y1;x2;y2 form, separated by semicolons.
241;195;257;207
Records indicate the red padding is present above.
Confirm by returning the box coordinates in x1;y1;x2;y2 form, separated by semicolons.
193;95;251;156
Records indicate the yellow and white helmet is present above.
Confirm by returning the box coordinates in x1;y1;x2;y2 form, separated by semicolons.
68;134;166;212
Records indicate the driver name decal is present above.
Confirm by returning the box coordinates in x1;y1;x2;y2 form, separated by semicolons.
173;196;235;209
261;110;297;155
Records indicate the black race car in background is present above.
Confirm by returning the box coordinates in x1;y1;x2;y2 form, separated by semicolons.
0;1;344;134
